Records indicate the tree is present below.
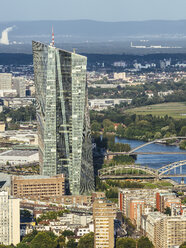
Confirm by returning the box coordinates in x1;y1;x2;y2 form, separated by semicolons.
116;124;125;137
113;155;135;165
0;245;14;248
164;206;171;216
56;235;66;248
16;243;30;248
91;121;101;132
180;126;186;136
36;211;58;223
22;230;38;244
180;242;186;248
103;119;114;129
30;232;57;248
180;140;186;150
137;236;154;248
77;232;94;248
66;239;77;248
61;230;75;237
154;132;162;139
116;237;136;248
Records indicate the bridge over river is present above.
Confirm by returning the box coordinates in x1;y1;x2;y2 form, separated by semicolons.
106;137;186;157
101;137;186;180
98;160;186;180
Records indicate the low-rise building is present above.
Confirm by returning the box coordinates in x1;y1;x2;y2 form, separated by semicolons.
0;149;39;165
89;98;132;111
113;72;126;80
36;192;106;206
0;130;38;146
76;223;94;237
0;122;5;132
3;97;35;109
158;90;174;97
12;174;65;199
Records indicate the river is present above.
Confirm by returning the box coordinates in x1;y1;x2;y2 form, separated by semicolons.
115;137;186;183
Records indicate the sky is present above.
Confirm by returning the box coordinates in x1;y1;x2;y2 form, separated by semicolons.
0;0;186;22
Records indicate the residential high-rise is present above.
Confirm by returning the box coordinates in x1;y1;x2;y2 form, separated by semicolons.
93;199;116;248
32;41;95;195
0;191;20;246
144;212;186;248
0;73;12;90
13;77;26;97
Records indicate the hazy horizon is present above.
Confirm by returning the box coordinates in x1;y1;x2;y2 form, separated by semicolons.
0;0;186;22
1;18;186;23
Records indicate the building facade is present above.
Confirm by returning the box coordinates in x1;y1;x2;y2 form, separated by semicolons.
13;77;26;97
0;73;12;90
144;212;186;248
93;199;116;248
12;174;65;199
32;41;95;195
0;191;20;246
118;189;157;216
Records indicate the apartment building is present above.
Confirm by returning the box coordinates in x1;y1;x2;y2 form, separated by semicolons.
0;191;20;246
12;77;26;97
128;198;145;226
156;191;179;212
142;212;186;248
119;189;158;216
93;199;116;248
0;73;12;90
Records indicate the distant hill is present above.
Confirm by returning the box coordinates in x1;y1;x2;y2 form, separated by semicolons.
1;52;186;65
0;19;186;43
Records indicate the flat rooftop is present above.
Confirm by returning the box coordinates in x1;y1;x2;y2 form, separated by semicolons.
0;150;38;157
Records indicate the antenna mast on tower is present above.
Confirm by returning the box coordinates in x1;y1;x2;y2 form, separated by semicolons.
52;26;54;46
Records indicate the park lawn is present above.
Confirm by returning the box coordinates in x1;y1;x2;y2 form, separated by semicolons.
143;181;173;189
126;102;186;119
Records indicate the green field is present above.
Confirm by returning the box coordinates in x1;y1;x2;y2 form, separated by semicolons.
126;102;186;119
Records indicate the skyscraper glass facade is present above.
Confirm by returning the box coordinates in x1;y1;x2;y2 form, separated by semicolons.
32;41;95;195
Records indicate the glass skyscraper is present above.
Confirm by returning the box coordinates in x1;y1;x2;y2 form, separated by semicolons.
32;41;95;195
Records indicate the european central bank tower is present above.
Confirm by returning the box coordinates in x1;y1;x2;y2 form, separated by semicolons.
32;41;95;195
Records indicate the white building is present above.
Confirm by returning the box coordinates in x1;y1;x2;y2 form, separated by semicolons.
89;98;132;111
53;213;93;227
0;73;12;90
0;150;39;165
0;191;20;246
76;223;94;237
113;72;126;80
13;77;26;97
142;212;186;248
0;130;38;145
0;89;17;97
158;90;174;97
113;61;126;67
